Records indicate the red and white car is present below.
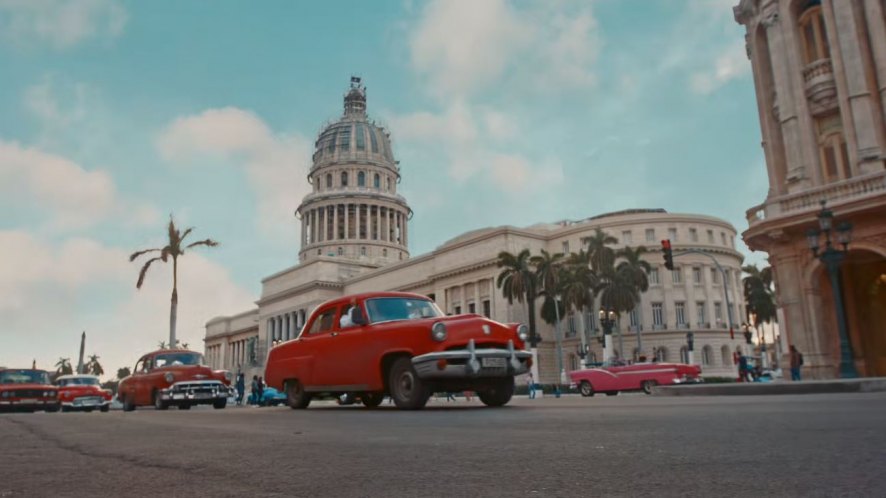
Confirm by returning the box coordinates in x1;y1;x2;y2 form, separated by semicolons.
56;374;113;412
569;361;702;396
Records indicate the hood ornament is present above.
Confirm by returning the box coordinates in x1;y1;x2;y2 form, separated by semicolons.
482;325;491;335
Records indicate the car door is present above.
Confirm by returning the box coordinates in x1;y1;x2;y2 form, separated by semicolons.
323;303;372;388
298;306;338;388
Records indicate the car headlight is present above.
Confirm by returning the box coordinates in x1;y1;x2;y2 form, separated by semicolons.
164;372;175;383
517;324;529;342
431;322;447;342
43;391;51;397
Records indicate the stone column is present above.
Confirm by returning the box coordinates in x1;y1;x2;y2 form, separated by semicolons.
764;9;811;190
831;0;884;173
344;203;350;241
863;0;886;132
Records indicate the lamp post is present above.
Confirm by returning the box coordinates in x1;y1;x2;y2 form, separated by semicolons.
552;295;565;398
806;200;857;378
576;343;590;368
599;308;616;362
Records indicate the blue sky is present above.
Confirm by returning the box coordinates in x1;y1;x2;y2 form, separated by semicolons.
0;0;768;375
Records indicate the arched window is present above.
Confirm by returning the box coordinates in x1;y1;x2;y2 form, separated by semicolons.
655;347;667;362
341;171;348;187
680;346;689;364
798;1;830;65
702;345;714;366
382;248;388;257
360;246;366;256
357;171;366;187
722;345;732;366
386;177;392;191
818;126;851;182
326;174;332;188
373;173;380;188
632;348;641;362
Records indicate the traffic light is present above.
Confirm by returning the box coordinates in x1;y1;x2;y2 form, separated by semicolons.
661;239;674;270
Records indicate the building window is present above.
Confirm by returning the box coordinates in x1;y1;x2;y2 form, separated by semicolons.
652;303;664;327
696;302;706;326
454;305;461;315
341;171;348;187
668;228;677;241
355;123;366;150
707;229;714;243
680;346;689;364
689;228;698;242
374;173;380;188
655;347;667;362
468;302;476;314
693;267;702;284
645;228;655;242
629;308;640;327
482;300;491;318
798;2;830;65
672;267;682;284
711;268;720;284
675;302;686;326
818;121;851;183
339;125;351;151
714;302;723;325
721;232;727;246
585;310;597;332
360;246;366;256
648;268;660;285
702;345;713;366
562;241;569;254
337;247;343;256
357;171;365;187
621;231;632;245
370;128;379;153
567;314;576;337
326;174;332;188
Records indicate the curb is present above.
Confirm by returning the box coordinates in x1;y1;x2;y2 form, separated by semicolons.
652;377;886;396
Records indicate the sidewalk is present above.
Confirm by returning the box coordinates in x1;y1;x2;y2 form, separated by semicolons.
653;377;886;396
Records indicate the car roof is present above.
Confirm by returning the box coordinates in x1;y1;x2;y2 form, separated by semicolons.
0;368;50;374
141;348;201;358
55;374;100;380
316;291;430;309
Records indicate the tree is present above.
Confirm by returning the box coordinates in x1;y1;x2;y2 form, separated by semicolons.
532;250;566;326
742;264;777;342
616;246;652;294
158;340;168;349
585;228;618;273
55;358;73;376
496;249;539;347
86;354;104;377
116;367;131;380
130;215;219;349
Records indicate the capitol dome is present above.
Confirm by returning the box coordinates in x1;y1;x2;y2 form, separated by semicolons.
296;77;412;265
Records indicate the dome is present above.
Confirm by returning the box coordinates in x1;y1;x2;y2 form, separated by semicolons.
311;77;396;169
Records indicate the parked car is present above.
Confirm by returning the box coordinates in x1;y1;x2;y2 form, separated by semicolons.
56;374;113;412
569;361;702;396
0;368;60;412
117;349;233;411
265;291;532;410
259;387;287;406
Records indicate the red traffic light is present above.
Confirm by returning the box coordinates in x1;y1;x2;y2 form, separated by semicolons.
661;239;674;270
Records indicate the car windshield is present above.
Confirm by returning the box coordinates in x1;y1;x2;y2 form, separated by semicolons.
153;352;203;368
0;369;51;385
58;377;100;386
364;297;443;323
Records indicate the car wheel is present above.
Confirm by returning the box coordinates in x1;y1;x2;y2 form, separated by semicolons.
285;380;312;409
641;380;657;395
213;399;227;409
153;391;169;411
100;405;110;413
388;357;430;410
478;377;515;407
122;394;136;412
579;381;595;397
45;405;60;413
361;392;384;408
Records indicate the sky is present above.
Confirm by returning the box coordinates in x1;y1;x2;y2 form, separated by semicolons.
0;0;770;377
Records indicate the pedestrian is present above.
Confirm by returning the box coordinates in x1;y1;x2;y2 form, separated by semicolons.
257;376;266;406
738;355;749;382
235;373;245;406
790;345;803;381
527;372;536;399
445;392;456;401
250;375;259;405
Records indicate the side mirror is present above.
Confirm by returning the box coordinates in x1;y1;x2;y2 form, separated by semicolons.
350;306;367;326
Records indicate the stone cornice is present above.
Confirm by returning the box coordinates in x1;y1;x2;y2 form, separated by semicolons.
257;280;343;306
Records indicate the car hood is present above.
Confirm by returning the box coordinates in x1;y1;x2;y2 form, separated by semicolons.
58;385;104;393
378;314;523;349
157;365;225;382
0;383;56;391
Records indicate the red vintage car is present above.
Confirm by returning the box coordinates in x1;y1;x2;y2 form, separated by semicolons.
117;349;233;411
569;361;702;396
265;291;532;410
56;374;113;412
0;369;60;412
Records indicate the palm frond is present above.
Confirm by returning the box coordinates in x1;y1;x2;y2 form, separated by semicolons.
186;238;219;249
129;248;161;262
136;256;164;289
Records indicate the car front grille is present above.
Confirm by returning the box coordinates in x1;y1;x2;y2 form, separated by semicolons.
9;389;48;398
170;382;225;394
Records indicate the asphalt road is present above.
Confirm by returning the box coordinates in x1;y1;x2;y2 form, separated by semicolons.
2;393;885;498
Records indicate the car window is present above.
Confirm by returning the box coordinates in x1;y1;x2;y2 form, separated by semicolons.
339;305;358;329
365;297;442;323
307;309;337;334
134;358;147;374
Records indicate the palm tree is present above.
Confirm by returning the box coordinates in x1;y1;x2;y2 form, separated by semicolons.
496;249;539;346
532;250;566;327
157;340;168;349
585;228;618;272
130;215;219;348
86;354;104;377
742;264;777;342
616;246;652;293
55;358;73;376
116;367;131;380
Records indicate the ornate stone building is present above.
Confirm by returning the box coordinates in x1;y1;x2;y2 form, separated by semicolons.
735;0;886;377
204;79;746;383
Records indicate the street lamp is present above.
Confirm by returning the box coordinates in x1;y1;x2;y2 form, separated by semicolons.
806;200;857;378
552;294;565;398
599;308;617;362
742;322;753;345
576;343;590;368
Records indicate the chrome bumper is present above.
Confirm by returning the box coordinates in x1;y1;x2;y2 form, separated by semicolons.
412;339;531;379
160;381;232;402
62;397;110;408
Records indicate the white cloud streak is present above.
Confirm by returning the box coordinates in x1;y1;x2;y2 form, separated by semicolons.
0;0;127;49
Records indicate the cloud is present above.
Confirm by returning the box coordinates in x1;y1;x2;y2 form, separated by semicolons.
408;0;601;99
0;140;159;230
690;42;750;94
0;0;127;49
156;107;312;242
0;230;254;374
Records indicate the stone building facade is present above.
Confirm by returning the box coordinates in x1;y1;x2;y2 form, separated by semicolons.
734;0;886;377
204;80;746;383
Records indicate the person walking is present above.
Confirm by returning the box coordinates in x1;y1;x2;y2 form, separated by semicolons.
789;345;803;381
738;355;749;382
250;375;259;405
235;372;245;406
257;376;266;406
527;372;536;399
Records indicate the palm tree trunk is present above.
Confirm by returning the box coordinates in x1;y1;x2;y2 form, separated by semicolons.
169;256;178;348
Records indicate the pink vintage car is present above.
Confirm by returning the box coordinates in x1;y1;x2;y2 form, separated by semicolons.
569;361;702;396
